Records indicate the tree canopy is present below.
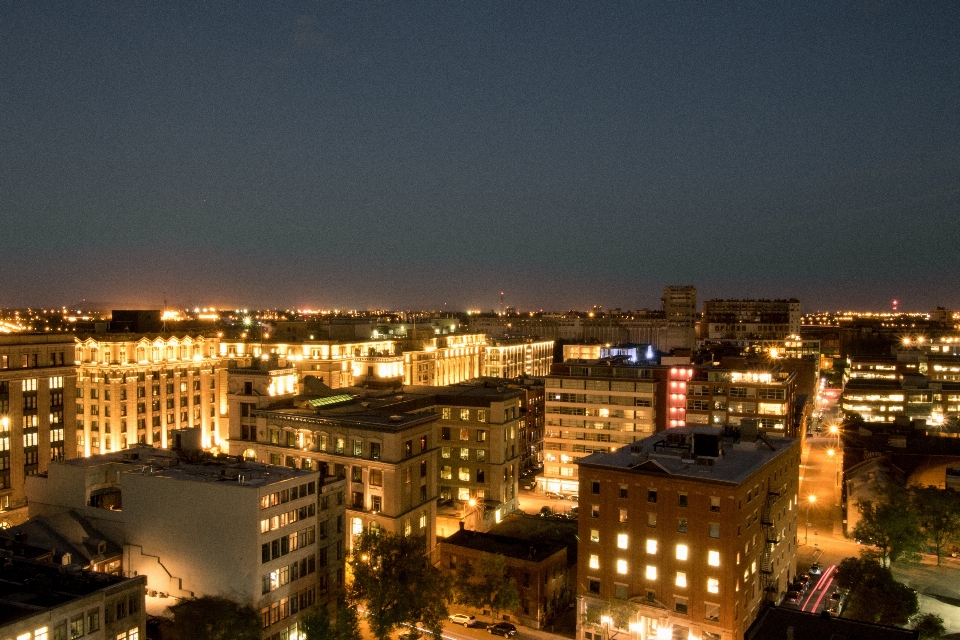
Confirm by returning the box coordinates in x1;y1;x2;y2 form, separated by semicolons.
298;599;362;640
912;486;960;566
852;480;923;566
166;596;261;640
911;612;946;640
348;531;450;640
452;552;520;622
834;556;918;626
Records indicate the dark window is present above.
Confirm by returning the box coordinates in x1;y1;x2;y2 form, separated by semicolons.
678;493;688;508
591;481;600;494
588;579;600;594
648;489;657;503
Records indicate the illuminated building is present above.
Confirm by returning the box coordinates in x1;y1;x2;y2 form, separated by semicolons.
427;385;523;537
0;335;76;525
543;362;659;495
403;333;485;386
25;445;338;640
577;425;800;640
662;285;698;329
482;339;554;378
701;299;801;342
0;558;146;640
543;360;797;494
220;333;486;389
73;335;227;457
227;384;442;552
438;529;569;630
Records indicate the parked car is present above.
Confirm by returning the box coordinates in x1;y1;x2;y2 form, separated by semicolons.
544;491;564;500
827;590;845;614
567;493;579;501
488;622;518;636
449;614;475;627
809;562;823;575
784;591;802;604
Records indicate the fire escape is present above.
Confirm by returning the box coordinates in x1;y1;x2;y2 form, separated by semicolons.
760;486;784;598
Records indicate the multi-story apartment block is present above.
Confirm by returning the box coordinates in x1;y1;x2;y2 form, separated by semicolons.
701;299;801;342
683;367;797;435
25;445;337;640
0;558;146;640
221;333;486;390
544;363;659;495
403;333;486;386
226;369;442;552
428;385;523;535
74;335;226;457
0;335;76;524
841;377;960;425
543;360;799;495
577;425;800;640
662;285;698;329
483;339;554;378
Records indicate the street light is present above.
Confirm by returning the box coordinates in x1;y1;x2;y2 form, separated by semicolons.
805;495;817;545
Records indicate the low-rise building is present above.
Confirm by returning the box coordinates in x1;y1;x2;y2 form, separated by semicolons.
483;340;554;378
0;558;146;640
24;445;341;640
576;425;800;640
438;528;568;629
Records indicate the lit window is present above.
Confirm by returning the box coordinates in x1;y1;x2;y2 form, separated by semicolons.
646;539;657;554
617;559;628;574
645;565;657;580
675;572;686;587
751;560;757;574
708;550;720;567
707;578;719;594
617;533;628;549
676;544;688;561
589;554;599;569
590;529;599;543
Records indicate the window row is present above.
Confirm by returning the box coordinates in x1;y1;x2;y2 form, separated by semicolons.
259;482;316;510
261;554;318;594
260;526;317;563
260;503;316;533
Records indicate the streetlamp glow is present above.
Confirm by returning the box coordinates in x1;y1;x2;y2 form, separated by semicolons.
829;425;838;435
808;495;817;504
827;448;835;457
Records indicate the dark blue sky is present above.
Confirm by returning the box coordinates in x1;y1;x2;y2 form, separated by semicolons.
2;1;958;312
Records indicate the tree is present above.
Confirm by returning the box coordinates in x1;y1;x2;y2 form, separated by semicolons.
348;531;450;640
852;480;923;566
834;556;918;626
912;486;960;566
911;613;946;640
299;599;363;640
452;552;521;622
166;596;261;640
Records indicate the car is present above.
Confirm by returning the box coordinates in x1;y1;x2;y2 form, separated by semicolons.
827;590;845;614
789;581;807;594
488;622;518;636
809;562;823;575
784;591;802;604
544;491;565;500
449;614;475;627
567;493;579;501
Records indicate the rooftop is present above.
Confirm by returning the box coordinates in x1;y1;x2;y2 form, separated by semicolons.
577;426;798;485
745;607;917;640
442;528;566;563
0;558;141;627
57;445;313;488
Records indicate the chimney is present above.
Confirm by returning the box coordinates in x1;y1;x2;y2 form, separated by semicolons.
459;521;465;531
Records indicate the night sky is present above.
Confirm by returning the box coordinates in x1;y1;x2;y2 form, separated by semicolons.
2;1;958;312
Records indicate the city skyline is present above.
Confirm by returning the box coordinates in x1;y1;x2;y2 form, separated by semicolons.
2;2;958;311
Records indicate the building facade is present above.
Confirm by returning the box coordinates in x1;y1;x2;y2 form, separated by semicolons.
0;335;76;524
483;340;554;379
74;335;226;457
701;299;801;342
24;446;337;640
576;426;800;640
0;559;146;640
